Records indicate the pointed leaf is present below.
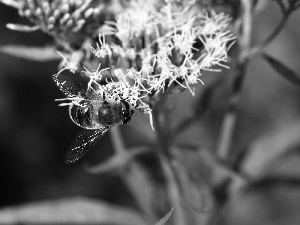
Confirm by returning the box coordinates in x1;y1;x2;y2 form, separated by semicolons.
86;146;152;174
274;0;300;13
121;159;159;220
155;208;174;225
263;54;300;86
0;45;61;61
274;0;290;13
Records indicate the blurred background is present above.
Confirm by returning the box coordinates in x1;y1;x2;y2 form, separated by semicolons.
0;1;300;224
0;3;135;208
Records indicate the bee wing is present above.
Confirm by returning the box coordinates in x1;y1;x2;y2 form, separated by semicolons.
65;128;109;164
53;74;84;98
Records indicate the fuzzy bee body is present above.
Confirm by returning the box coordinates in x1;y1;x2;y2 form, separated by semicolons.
53;74;134;164
69;98;132;129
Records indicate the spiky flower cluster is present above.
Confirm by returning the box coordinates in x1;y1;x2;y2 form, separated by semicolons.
57;45;147;115
100;0;235;96
54;0;235;126
1;0;235;127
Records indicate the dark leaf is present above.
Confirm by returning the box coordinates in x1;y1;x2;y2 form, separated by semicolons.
0;45;60;61
216;175;300;225
273;0;300;13
155;208;174;225
274;0;290;13
120;154;163;221
263;54;300;85
244;176;300;193
86;146;152;174
171;146;214;212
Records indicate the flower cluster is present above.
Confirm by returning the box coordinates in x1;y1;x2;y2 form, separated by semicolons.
53;0;235;127
1;0;235;127
100;0;235;95
1;0;122;50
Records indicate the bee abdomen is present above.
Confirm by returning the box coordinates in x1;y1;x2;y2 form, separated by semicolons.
70;104;94;129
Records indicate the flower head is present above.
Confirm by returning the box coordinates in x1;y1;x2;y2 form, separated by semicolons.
52;0;235;129
2;0;119;50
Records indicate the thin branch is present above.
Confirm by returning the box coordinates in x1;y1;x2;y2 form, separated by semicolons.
216;0;253;160
249;14;289;57
109;126;126;154
153;96;186;225
158;152;185;225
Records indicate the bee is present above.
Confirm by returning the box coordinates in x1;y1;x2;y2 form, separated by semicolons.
53;74;134;164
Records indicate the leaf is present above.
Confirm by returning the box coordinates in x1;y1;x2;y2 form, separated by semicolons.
216;175;300;225
6;23;40;32
263;54;300;86
243;121;300;177
274;0;300;13
120;152;168;222
274;0;290;11
0;197;147;224
155;208;174;225
172;80;221;137
0;45;61;61
171;146;214;212
85;146;152;174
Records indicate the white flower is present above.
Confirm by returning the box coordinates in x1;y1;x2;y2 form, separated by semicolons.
89;35;111;58
82;64;109;90
57;51;83;74
103;81;140;109
105;0;158;45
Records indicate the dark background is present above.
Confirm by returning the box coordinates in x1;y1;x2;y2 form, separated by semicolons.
0;3;135;208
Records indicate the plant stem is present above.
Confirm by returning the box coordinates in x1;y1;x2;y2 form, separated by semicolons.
158;151;185;225
153;97;186;225
216;0;253;161
249;14;288;57
216;62;247;160
109;126;126;154
110;127;160;223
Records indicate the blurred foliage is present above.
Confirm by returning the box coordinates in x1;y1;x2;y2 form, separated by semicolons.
0;197;147;224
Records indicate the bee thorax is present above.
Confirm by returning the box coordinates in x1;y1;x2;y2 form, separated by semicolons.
98;102;123;126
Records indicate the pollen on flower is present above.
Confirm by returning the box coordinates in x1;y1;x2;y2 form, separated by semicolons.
82;61;141;109
199;31;235;69
103;81;140;109
199;12;232;36
83;64;110;90
125;67;151;94
103;0;158;45
89;35;111;58
52;0;236;129
171;18;198;54
57;51;83;74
